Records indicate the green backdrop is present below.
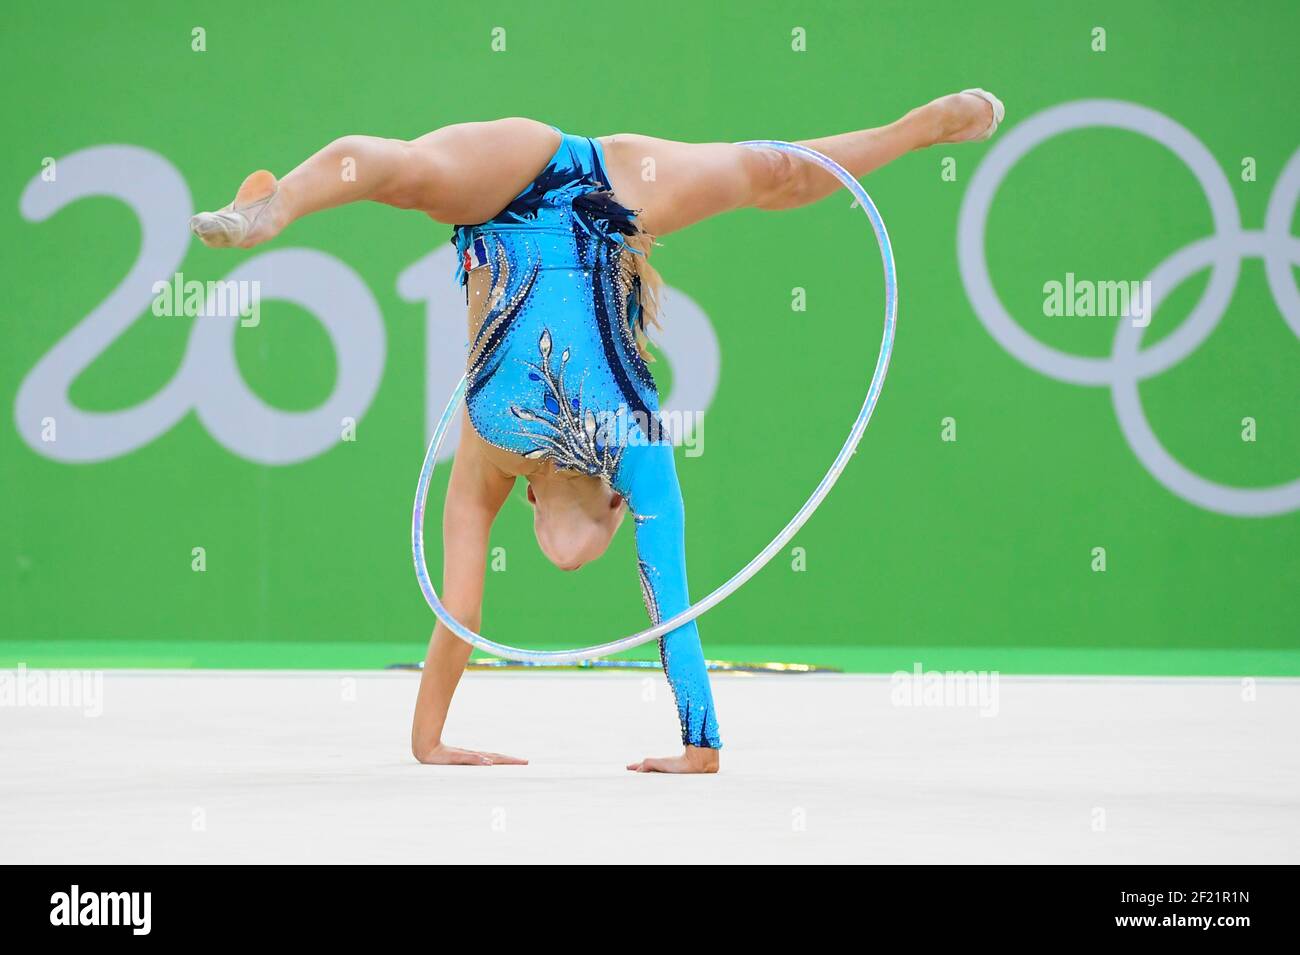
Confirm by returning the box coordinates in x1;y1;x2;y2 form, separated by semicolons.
3;0;1297;673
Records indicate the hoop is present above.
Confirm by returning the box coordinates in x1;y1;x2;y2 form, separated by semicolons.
412;140;898;664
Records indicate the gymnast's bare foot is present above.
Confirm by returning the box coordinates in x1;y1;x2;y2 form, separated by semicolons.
414;742;529;766
190;169;287;249
922;89;1004;145
626;745;719;774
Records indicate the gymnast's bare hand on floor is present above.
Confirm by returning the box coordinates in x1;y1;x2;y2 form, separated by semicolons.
627;746;720;774
191;92;1001;772
415;743;528;766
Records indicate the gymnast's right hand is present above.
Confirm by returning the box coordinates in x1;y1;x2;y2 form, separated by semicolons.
414;742;529;766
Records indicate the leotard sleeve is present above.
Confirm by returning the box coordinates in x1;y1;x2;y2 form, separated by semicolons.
615;440;722;749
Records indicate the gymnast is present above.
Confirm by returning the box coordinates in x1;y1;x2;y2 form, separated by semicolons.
190;90;1004;773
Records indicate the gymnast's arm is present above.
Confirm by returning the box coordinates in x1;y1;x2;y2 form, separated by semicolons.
410;417;525;766
620;442;722;773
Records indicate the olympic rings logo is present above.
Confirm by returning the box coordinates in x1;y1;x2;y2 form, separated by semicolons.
958;99;1300;517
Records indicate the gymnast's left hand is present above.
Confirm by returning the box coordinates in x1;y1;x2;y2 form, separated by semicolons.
416;743;529;766
626;746;719;774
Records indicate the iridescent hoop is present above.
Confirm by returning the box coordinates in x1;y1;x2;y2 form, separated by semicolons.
413;140;897;664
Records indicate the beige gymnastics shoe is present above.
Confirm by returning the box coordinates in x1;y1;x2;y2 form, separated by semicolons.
959;88;1006;141
189;169;281;248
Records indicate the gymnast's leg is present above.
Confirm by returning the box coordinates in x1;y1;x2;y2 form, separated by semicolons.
190;117;564;247
600;90;1001;236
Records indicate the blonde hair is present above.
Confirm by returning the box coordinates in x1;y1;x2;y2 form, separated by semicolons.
621;231;664;363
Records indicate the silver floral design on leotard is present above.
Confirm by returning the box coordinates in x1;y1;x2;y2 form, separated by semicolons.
509;328;623;483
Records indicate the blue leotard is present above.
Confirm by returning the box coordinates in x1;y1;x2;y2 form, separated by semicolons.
451;130;722;749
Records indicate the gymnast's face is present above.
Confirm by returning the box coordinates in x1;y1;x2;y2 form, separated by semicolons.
526;468;627;571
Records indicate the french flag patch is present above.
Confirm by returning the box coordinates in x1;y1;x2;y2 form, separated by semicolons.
463;236;490;273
